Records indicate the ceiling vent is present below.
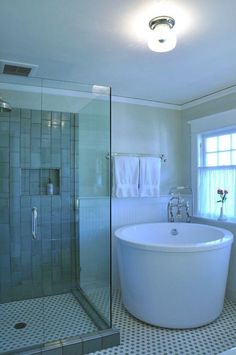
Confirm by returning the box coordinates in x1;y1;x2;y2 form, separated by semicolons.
0;60;38;77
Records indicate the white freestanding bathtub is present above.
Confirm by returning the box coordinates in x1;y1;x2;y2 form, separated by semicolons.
115;222;233;329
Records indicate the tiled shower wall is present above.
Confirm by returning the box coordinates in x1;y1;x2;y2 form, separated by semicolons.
0;108;79;302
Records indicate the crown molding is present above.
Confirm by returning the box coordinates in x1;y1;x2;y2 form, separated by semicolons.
112;95;182;110
1;74;236;112
182;85;236;110
113;85;236;111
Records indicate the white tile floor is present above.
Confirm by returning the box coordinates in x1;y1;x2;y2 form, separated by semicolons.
0;293;97;353
90;291;236;355
2;289;236;355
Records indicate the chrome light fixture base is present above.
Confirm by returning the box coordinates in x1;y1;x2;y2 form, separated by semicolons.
149;16;175;31
148;15;176;52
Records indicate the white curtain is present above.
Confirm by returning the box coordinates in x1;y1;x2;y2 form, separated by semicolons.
198;166;236;218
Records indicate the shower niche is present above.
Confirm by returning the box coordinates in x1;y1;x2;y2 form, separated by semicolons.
21;168;60;195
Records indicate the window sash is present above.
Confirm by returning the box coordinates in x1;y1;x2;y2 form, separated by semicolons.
201;129;236;168
198;166;236;218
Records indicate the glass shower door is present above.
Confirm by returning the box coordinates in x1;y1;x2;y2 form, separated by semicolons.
0;76;112;354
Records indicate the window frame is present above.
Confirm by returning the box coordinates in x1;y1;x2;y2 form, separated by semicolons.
189;109;236;221
200;128;236;168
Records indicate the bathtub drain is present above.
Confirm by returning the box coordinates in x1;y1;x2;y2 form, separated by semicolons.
170;228;178;236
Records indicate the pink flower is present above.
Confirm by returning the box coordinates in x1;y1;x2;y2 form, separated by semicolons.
217;188;228;204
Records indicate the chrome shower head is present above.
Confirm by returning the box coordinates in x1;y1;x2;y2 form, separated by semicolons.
0;97;12;112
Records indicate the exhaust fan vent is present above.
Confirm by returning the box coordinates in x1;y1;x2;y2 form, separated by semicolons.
0;60;38;77
3;64;32;76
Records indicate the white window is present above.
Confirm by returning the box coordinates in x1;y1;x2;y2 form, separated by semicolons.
198;130;236;218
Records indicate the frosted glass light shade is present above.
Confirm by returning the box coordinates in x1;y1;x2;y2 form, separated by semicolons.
148;23;176;52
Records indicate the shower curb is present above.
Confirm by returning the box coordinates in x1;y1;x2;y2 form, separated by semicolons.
6;328;120;355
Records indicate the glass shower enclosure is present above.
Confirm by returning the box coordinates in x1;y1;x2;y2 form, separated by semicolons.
0;75;116;354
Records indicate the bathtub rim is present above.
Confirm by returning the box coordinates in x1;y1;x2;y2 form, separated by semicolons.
115;222;233;253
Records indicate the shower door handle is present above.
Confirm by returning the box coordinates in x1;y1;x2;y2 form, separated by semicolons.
75;197;79;210
32;207;37;240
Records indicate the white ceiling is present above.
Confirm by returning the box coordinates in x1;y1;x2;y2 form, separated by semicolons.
1;0;236;105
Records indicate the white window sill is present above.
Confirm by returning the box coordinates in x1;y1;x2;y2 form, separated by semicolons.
192;215;236;225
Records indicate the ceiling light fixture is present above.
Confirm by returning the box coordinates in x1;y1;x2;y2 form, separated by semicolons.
148;16;176;53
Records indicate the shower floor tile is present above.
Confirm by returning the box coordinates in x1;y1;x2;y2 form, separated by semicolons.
89;290;236;355
0;292;97;354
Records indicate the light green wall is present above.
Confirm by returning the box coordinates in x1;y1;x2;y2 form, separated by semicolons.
112;101;183;195
182;92;236;121
112;100;184;288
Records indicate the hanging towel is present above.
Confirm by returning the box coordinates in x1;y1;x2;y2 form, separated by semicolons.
113;156;139;197
139;157;161;197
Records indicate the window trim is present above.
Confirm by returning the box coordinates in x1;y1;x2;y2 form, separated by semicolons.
188;108;236;220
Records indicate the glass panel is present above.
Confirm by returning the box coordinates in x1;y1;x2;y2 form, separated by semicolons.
205;136;217;152
206;152;217;166
78;89;111;325
232;133;236;149
232;150;236;165
219;134;230;151
41;79;110;342
219;151;231;165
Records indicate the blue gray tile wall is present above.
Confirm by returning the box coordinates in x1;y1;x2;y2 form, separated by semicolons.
0;108;79;302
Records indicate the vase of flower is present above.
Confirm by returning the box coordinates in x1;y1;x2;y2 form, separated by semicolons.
218;205;227;221
217;189;228;221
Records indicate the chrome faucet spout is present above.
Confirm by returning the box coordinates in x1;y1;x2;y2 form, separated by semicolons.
186;203;191;222
167;202;174;222
167;195;191;223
